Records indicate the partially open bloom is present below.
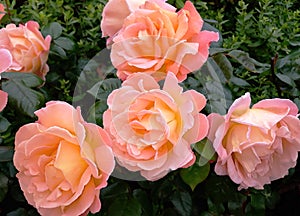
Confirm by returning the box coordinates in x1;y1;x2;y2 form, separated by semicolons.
0;90;8;112
0;21;51;79
208;93;300;190
0;3;5;21
111;0;219;82
14;101;115;215
101;0;147;44
101;0;173;45
104;72;209;180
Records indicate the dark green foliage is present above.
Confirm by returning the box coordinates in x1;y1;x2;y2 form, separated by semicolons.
0;0;300;215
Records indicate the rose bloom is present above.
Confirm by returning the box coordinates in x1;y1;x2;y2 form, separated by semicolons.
14;101;115;215
103;72;209;180
0;3;5;20
0;21;51;79
110;0;219;82
101;0;172;45
208;93;300;190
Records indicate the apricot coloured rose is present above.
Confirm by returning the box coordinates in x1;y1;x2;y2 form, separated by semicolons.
14;101;115;215
103;72;209;180
208;93;300;190
0;21;51;79
111;0;219;82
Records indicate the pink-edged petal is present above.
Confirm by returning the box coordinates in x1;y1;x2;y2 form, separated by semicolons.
123;72;160;91
207;113;225;144
0;48;12;73
35;101;78;134
162;72;182;99
0;90;8;112
0;3;6;20
227;92;251;121
232;108;289;129
184;113;209;144
253;98;299;116
179;0;203;39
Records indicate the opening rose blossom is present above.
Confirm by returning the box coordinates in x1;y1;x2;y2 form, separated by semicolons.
101;0;173;45
101;0;147;44
0;3;5;21
207;92;300;190
13;101;115;215
103;72;209;181
0;21;51;79
110;0;219;82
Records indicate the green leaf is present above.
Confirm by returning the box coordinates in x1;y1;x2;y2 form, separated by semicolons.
228;50;269;73
0;115;10;133
0;146;14;162
51;44;67;59
1;73;45;117
133;189;153;216
193;138;216;165
213;53;233;80
276;73;295;87
180;162;210;191
42;22;63;39
207;198;225;215
0;172;9;202
101;181;130;202
54;37;75;50
203;58;227;84
230;76;250;87
170;191;192;216
108;197;142;216
87;78;121;100
276;49;300;69
294;98;300;110
87;101;108;125
250;193;265;210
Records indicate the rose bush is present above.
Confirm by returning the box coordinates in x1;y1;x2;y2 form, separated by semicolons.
208;92;300;190
103;72;209;180
0;21;51;79
13;101;115;215
109;0;219;82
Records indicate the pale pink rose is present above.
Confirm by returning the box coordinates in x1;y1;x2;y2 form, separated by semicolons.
101;0;173;45
14;101;115;215
111;0;219;82
103;72;209;180
0;3;5;21
0;90;8;112
0;21;51;79
208;93;300;190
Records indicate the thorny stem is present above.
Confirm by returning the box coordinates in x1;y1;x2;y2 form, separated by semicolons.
4;0;13;23
270;53;282;97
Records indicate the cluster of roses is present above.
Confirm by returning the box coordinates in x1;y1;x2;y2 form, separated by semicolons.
0;1;300;215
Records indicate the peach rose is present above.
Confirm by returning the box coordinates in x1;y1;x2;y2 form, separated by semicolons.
101;0;173;45
0;21;51;79
14;101;115;215
208;93;300;190
111;0;219;82
103;72;209;180
0;90;8;112
0;3;5;21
